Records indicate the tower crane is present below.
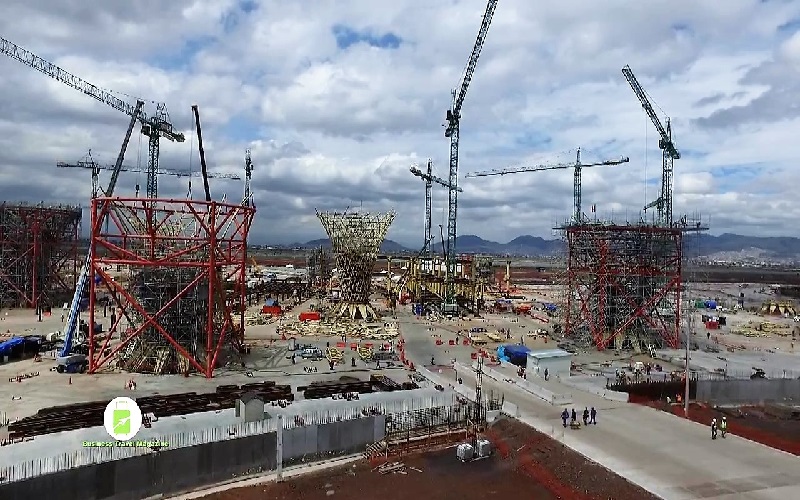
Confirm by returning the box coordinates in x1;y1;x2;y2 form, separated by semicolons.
410;160;462;257
465;148;629;224
57;152;241;197
442;0;498;314
0;35;185;198
243;149;254;207
622;65;680;227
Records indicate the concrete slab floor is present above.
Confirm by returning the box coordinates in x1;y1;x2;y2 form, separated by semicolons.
0;302;408;423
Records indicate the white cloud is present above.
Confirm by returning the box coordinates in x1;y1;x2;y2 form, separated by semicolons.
1;0;800;247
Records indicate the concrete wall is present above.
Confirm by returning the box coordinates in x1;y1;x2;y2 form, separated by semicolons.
697;378;800;405
456;361;573;406
0;416;385;500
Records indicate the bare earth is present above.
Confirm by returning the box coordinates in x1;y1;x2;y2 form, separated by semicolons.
199;418;656;500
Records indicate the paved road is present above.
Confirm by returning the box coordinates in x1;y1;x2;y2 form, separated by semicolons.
399;314;800;500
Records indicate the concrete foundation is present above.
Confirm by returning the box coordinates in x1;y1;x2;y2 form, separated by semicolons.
0;416;385;500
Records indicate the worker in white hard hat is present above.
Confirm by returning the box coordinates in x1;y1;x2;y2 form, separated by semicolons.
720;416;727;438
711;418;718;440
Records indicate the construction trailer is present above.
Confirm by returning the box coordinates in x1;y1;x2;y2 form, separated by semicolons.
563;223;683;351
87;197;254;378
0;203;81;309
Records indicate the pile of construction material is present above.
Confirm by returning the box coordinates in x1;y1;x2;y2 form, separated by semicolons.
281;319;399;340
731;321;791;338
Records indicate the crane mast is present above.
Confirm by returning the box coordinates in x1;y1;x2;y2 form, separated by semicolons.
0;36;185;198
621;65;680;227
465;148;629;223
244;149;254;207
410;161;463;258
443;0;498;313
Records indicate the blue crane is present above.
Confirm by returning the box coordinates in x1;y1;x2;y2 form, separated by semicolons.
443;0;499;314
622;65;680;227
465;148;630;224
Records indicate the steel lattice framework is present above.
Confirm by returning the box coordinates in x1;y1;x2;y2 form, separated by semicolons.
0;203;81;309
317;210;395;320
564;224;682;351
88;197;254;378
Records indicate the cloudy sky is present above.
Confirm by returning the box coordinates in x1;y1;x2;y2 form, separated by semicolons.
1;0;799;248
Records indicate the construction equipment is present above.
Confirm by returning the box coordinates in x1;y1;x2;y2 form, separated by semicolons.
243;149;254;207
442;0;498;314
410;160;462;257
0;35;185;198
622;65;680;227
465;148;629;223
191;105;212;202
57;152;241;196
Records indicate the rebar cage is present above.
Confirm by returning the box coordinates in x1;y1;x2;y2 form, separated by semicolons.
0;203;80;309
564;223;682;351
316;210;395;320
88;197;254;377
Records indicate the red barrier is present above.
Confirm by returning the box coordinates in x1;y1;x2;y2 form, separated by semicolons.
471;352;478;360
350;343;358;351
335;342;345;349
462;339;470;345
449;339;455;345
436;339;443;345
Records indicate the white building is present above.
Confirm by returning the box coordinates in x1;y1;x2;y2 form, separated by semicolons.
526;349;572;379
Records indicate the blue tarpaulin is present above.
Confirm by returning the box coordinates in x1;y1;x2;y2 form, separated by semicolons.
0;337;24;355
543;303;557;312
501;344;531;367
705;300;717;309
264;298;279;307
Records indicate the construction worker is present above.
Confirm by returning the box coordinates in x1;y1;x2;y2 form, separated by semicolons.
561;408;569;427
570;408;577;425
590;407;597;425
582;407;589;426
711;418;717;440
720;416;727;438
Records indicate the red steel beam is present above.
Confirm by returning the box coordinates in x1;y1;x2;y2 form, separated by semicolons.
565;225;682;350
88;197;254;378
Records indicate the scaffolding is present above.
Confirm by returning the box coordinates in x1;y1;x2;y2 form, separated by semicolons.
87;197;255;377
0;203;81;309
564;222;683;351
316;210;395;320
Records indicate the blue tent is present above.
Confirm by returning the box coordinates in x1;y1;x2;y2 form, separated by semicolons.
0;337;24;356
501;344;531;367
264;298;279;307
705;300;717;309
543;303;557;312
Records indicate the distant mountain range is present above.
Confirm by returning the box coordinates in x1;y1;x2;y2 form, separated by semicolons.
284;233;800;259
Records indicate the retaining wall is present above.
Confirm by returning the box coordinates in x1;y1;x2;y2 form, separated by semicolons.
696;378;800;405
0;416;385;500
455;361;573;405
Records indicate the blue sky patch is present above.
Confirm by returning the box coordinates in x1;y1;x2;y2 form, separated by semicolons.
332;24;403;50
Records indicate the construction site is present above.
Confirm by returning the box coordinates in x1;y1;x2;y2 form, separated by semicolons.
3;2;800;499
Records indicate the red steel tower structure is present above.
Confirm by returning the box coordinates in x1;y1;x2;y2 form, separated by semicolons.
0;203;81;310
564;224;683;350
87;197;254;378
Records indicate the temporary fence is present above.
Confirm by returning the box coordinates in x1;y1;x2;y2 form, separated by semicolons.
0;392;454;484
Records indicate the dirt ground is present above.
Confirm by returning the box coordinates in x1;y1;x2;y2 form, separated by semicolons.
199;418;655;500
647;401;800;456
